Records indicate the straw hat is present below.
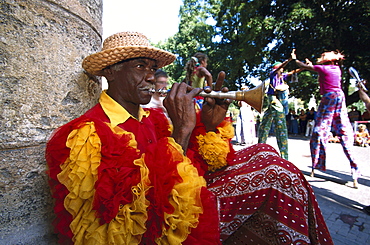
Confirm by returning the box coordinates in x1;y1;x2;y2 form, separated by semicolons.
82;32;176;75
317;51;344;64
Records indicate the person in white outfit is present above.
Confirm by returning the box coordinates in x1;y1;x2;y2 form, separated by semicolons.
142;69;170;120
235;85;256;145
305;107;316;137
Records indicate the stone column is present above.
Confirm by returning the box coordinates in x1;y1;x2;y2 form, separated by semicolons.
0;0;102;243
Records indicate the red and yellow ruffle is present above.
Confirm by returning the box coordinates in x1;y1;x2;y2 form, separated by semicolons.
196;120;234;172
46;106;216;244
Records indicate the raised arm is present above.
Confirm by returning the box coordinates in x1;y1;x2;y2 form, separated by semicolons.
271;58;293;76
291;49;315;72
198;66;213;87
358;81;370;111
286;68;305;76
201;71;231;131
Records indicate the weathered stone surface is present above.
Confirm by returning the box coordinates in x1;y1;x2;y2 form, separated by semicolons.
0;0;102;243
0;145;58;244
0;0;102;149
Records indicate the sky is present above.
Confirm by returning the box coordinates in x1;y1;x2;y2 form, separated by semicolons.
103;0;183;42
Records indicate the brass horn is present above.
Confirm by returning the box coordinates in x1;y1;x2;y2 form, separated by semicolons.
197;81;266;113
148;81;266;113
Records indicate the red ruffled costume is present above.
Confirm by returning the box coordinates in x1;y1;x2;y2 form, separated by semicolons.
46;92;333;244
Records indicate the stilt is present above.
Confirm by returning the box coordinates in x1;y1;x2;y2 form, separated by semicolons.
353;179;358;189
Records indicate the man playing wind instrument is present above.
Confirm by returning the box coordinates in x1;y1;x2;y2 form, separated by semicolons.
46;32;332;244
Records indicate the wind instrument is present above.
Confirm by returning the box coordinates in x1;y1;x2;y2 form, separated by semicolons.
144;81;266;113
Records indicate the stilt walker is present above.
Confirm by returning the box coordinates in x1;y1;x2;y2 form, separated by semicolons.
292;50;360;188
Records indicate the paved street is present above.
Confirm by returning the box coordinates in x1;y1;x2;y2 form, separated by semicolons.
233;135;370;245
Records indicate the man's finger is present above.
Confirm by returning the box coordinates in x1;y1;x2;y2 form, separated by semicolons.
214;71;226;91
166;83;179;100
187;87;203;97
168;82;202;98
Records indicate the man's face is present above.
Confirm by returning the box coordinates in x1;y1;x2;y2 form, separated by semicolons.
154;76;168;98
109;58;158;105
154;76;168;91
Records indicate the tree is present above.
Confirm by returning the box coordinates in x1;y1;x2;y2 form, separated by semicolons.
159;0;370;105
210;0;370;103
157;0;216;82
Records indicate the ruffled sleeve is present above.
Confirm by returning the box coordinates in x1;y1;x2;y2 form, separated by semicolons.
55;122;103;243
46;106;221;244
188;112;235;173
138;138;200;243
46;117;97;244
51;121;151;244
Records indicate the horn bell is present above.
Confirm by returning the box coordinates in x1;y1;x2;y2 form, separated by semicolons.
235;81;266;113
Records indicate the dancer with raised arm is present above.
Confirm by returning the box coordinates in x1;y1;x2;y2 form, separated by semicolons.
292;49;360;188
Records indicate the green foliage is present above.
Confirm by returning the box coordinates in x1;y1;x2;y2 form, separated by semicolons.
348;100;366;114
156;0;216;83
289;71;319;102
156;0;370;105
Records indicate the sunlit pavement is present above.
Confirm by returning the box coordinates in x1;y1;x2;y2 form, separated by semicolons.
232;135;370;245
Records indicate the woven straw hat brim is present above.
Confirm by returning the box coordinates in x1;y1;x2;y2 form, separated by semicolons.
82;46;176;75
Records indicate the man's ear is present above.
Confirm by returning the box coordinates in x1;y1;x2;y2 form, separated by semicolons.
101;67;114;82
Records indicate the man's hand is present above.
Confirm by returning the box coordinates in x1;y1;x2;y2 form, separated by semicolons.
201;71;231;131
358;80;370;110
163;83;202;152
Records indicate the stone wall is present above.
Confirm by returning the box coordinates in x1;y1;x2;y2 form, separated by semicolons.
0;0;102;244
